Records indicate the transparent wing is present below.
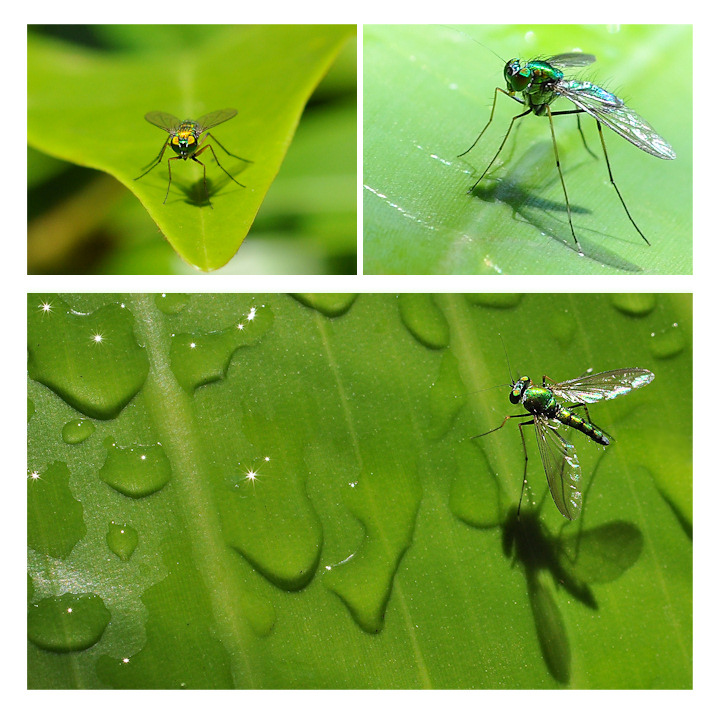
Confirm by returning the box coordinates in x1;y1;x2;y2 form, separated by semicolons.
556;80;676;159
144;111;182;132
545;53;596;69
535;417;582;520
549;368;655;405
195;109;238;133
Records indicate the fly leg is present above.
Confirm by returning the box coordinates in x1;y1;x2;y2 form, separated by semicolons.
594;119;651;245
163;156;181;205
134;137;170;181
203;132;253;164
546;105;583;253
458;87;531;193
516;420;536;516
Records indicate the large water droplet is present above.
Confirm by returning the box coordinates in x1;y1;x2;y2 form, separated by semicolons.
169;302;273;392
398;294;450;349
427;352;465;439
99;442;171;498
27;295;149;420
323;466;421;633
28;592;110;653
106;521;138;560
28;462;86;559
62;418;95;444
218;454;322;591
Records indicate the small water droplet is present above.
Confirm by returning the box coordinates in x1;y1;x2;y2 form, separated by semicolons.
291;293;357;317
610;293;657;317
62;418;95;444
107;522;139;560
28;592;110;653
99;442;171;498
649;322;685;359
154;293;190;315
465;293;522;309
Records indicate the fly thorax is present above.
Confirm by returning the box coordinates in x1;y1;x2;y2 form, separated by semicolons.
522;386;555;415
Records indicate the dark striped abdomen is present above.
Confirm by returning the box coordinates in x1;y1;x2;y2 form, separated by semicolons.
556;406;610;446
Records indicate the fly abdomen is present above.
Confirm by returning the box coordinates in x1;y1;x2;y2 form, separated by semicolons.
556;407;610;446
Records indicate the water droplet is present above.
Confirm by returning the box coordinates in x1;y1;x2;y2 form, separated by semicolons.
27;295;149;420
291;293;357;317
427;352;465;439
649;322;685;359
107;522;138;560
99;442;171;498
548;309;577;346
465;293;522;309
62;418;95;444
28;592;110;653
169;302;274;392
154;293;190;315
27;462;86;558
610;293;657;317
217;453;322;591
398;294;450;349
324;467;421;633
449;443;503;528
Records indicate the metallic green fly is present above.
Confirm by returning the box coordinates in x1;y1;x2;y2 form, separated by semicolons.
476;367;655;519
459;53;676;253
134;109;252;208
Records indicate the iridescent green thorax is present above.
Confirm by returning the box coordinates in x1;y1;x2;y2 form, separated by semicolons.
504;59;565;115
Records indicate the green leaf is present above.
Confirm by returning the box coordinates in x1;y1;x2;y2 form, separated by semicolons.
28;26;354;270
27;293;691;688
363;25;692;274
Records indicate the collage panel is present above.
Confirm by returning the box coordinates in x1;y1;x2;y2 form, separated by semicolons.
27;293;691;689
363;25;691;274
28;25;357;275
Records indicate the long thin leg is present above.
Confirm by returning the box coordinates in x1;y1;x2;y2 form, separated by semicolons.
516;420;535;516
135;138;170;181
458;87;524;158
467;106;533;193
595;120;651;245
194;143;246;188
163;156;181;204
203;132;253;163
471;412;532;439
190;154;210;207
546;105;582;253
551;109;598;160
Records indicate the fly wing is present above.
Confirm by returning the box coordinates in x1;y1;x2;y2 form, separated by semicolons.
195;109;238;132
535;417;582;520
144;112;181;132
545;53;596;69
549;368;655;405
555;81;676;159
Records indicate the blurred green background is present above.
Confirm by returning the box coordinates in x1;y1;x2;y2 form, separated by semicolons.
28;25;357;274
